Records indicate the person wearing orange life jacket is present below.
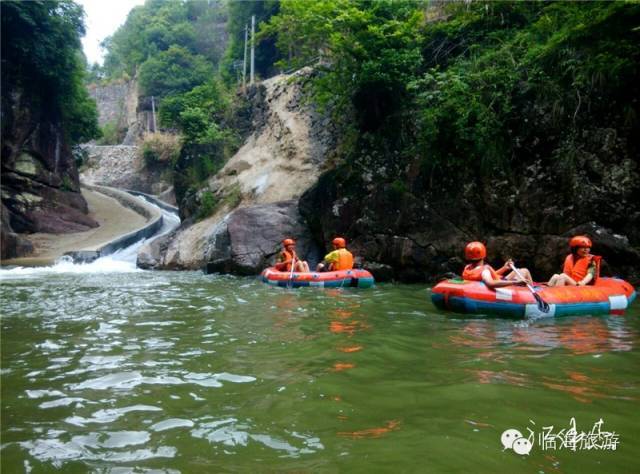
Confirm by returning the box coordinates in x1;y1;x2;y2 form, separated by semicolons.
462;241;532;289
275;238;310;272
316;237;354;272
547;236;600;287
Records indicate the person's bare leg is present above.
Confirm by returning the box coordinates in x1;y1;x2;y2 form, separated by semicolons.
506;268;533;284
549;273;576;286
547;274;561;287
520;268;533;284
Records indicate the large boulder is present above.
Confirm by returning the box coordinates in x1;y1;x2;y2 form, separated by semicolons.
204;201;320;275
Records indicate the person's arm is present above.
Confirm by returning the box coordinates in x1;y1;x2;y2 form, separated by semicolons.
482;268;523;289
495;259;514;276
577;263;596;286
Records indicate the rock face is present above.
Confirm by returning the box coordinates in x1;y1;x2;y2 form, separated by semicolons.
208;68;337;208
300;129;640;284
88;78;152;145
80;145;175;202
205;201;320;274
1;90;98;258
139;201;319;272
153;69;337;271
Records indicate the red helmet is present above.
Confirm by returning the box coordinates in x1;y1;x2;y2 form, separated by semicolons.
332;237;346;248
569;235;592;249
282;238;295;247
465;241;487;261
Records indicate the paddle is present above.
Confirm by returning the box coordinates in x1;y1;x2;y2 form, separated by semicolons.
287;255;296;288
509;263;550;313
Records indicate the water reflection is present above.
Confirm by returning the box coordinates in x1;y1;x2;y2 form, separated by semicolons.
450;318;636;357
448;316;638;404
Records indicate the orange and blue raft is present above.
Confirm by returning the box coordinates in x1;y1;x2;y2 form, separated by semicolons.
431;277;636;318
261;267;375;289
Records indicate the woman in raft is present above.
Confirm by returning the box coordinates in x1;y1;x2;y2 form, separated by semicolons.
462;241;533;288
547;235;600;287
275;238;310;273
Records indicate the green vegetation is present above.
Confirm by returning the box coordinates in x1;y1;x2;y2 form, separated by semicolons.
1;0;100;145
139;132;182;167
262;1;639;191
139;45;213;98
97;121;124;146
196;190;217;221
219;1;281;84
100;0;241;200
97;0;638;211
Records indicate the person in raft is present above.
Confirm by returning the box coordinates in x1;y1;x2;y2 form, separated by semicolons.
462;241;533;288
547;235;600;287
275;238;310;273
316;237;354;272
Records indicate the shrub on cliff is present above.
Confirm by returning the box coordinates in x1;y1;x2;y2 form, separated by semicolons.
139;132;182;168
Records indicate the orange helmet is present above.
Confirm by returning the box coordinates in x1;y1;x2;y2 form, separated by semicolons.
569;235;592;249
282;238;295;247
332;237;346;248
465;241;486;261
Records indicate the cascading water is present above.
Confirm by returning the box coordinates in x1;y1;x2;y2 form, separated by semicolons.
0;195;180;276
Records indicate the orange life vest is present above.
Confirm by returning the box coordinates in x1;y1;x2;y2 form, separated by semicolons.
462;264;500;282
275;249;298;272
562;254;601;283
329;249;354;271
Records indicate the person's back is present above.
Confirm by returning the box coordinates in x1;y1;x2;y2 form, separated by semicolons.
327;247;354;271
316;237;354;272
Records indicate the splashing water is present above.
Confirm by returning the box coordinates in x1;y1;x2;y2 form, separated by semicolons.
0;195;180;277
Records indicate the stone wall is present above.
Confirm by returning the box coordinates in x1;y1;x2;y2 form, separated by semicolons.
87;78;154;145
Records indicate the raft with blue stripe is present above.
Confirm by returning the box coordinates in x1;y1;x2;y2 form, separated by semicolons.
431;277;636;318
261;267;375;289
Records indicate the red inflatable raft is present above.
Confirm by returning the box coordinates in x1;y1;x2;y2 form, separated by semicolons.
261;267;375;288
431;277;636;318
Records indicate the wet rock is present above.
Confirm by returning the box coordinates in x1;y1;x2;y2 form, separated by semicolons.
205;201;319;275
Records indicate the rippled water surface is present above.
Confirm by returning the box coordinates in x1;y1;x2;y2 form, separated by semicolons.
1;269;639;473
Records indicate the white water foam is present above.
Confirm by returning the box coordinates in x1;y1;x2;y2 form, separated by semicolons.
0;196;180;278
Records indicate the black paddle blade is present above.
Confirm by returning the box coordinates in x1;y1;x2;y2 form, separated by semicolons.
534;293;550;313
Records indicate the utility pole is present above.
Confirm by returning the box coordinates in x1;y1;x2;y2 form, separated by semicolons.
242;23;248;88
250;15;255;85
151;96;157;132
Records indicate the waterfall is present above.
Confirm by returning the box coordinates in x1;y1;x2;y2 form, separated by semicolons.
0;196;180;276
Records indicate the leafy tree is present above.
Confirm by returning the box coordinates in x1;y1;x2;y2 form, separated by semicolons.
262;0;424;131
219;0;281;84
101;0;226;79
139;45;213;98
1;0;100;144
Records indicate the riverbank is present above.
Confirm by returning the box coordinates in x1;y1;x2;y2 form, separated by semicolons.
1;187;156;266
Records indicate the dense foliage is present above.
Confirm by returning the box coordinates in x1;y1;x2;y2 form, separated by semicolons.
1;0;100;144
101;0;227;82
264;1;640;190
97;0;639;230
218;0;281;84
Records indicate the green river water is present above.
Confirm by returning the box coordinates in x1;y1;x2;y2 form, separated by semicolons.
1;268;639;473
